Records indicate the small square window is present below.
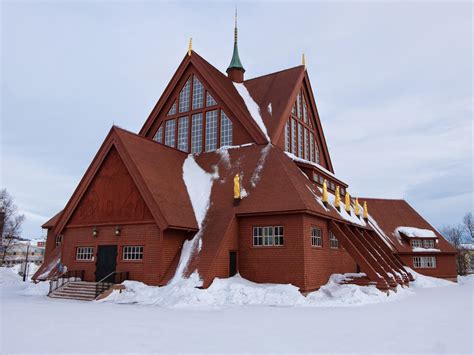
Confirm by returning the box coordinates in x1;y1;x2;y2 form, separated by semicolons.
311;227;322;247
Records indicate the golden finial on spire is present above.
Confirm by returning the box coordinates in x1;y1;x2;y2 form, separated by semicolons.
335;186;341;209
354;198;360;217
363;201;369;220
345;191;351;214
188;38;192;56
302;53;306;68
322;179;328;205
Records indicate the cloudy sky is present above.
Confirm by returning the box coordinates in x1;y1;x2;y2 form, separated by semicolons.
1;1;472;239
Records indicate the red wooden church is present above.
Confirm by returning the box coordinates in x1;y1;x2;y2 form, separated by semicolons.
34;22;457;299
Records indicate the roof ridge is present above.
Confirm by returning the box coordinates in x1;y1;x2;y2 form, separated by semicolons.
244;65;304;83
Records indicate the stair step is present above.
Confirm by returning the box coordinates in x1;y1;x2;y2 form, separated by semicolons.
49;294;95;301
48;280;112;301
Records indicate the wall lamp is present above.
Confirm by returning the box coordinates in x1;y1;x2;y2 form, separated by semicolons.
92;226;98;237
115;225;121;236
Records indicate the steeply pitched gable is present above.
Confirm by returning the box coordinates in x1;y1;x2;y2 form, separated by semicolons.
139;51;268;146
52;127;199;236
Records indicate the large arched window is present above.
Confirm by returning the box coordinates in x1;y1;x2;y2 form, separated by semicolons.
153;74;233;153
284;90;320;163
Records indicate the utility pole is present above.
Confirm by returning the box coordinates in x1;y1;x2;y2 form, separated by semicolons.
23;242;30;282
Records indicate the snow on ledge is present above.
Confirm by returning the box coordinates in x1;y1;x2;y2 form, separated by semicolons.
395;227;437;239
284;151;339;180
234;83;270;142
412;247;441;252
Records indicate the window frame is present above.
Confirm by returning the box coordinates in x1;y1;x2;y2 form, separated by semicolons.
329;231;339;249
122;246;144;261
76;247;94;261
311;227;323;248
252;226;285;247
413;256;436;269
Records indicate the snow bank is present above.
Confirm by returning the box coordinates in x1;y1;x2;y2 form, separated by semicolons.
412;247;441;252
0;267;49;296
395;226;436;239
234;83;270;142
182;155;218;228
250;144;271;188
103;273;409;308
405;267;454;288
284;151;339;180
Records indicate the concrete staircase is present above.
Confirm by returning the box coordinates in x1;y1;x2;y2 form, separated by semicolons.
48;281;100;301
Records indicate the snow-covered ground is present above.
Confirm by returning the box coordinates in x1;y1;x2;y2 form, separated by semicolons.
1;267;472;354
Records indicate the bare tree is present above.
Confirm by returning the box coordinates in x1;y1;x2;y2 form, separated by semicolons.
0;189;25;265
463;212;474;240
441;224;468;275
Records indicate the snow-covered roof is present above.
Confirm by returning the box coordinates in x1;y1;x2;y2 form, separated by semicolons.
395;227;437;239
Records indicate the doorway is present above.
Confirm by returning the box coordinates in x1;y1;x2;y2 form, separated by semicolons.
96;245;117;282
229;251;237;277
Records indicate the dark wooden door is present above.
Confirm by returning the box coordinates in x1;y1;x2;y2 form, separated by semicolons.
229;251;237;277
96;245;117;282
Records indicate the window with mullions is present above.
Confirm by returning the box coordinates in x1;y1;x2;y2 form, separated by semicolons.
191;114;203;153
284;89;320;163
205;110;218;151
192;77;204;110
304;128;309;160
123;246;144;261
154;126;163;143
413;256;436;268
220;111;232;147
285;121;290;152
311;227;322;247
411;240;423;248
329;231;339;248
165;119;176;147
179;79;191;113
291;119;297;154
177;117;189;151
253;226;284;247
168;102;177;116
55;235;63;246
298;123;304;157
206;92;217;106
76;247;94;261
423;240;435;249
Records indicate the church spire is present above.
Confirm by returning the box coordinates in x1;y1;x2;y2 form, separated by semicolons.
226;8;245;83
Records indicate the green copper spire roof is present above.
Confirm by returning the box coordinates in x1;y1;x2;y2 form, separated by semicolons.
227;10;245;73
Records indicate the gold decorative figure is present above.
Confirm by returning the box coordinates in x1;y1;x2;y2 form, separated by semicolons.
335;186;341;209
233;174;241;199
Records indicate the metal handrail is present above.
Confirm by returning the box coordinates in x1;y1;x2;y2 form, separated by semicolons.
48;270;84;295
94;271;129;298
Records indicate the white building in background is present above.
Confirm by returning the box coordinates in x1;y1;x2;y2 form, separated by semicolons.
3;239;45;267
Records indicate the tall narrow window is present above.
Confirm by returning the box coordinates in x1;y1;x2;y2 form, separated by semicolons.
309;132;315;162
206;92;217;107
179;79;191;113
296;92;302;118
191;113;203;153
311;227;322;247
165;120;176;147
315;143;320;164
298;123;303;157
304;128;309;160
302;95;308;124
205;110;218;151
284;121;290;152
154;126;163;143
330;231;339;248
177;116;189;151
192;76;204;110
291;119;297;154
220;111;232;147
